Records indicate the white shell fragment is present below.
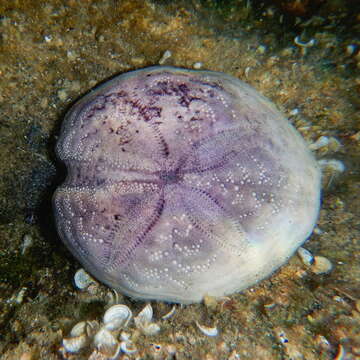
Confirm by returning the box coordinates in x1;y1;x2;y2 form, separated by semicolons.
309;136;342;153
103;304;132;331
86;320;101;336
62;320;100;355
70;321;87;337
297;247;315;267
318;159;345;188
9;287;27;304
135;303;153;324
93;328;119;357
196;321;219;337
106;289;122;306
309;136;330;150
74;268;96;290
120;341;137;354
70;320;99;337
158;50;172;65
62;334;88;353
135;303;161;335
161;305;176;320
318;159;345;173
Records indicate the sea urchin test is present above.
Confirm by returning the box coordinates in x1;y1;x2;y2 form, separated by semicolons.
54;66;321;303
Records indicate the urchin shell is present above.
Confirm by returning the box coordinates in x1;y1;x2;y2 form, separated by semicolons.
54;66;321;303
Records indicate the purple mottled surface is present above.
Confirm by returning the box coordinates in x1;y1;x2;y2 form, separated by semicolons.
54;66;321;303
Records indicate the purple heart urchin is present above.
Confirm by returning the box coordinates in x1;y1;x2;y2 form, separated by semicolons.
53;66;321;303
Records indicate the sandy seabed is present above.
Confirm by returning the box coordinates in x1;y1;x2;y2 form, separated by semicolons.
0;1;359;359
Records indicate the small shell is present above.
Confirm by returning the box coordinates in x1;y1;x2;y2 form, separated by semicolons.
158;50;172;65
94;328;119;357
70;321;87;337
318;159;345;173
309;136;329;151
63;334;88;353
196;322;218;337
106;289;122;306
70;320;100;337
74;268;96;290
85;320;101;337
135;303;153;326
134;303;160;335
120;341;137;354
297;247;314;266
161;305;176;320
14;287;27;304
311;256;333;275
103;304;132;331
319;159;345;188
141;322;161;336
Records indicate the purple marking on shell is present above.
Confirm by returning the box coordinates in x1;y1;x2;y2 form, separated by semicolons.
53;66;321;303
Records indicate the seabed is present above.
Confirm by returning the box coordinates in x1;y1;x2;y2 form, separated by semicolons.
0;1;359;359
